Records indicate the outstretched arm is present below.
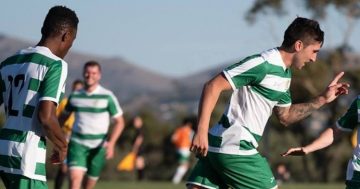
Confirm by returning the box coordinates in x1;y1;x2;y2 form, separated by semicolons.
281;125;342;156
190;73;232;157
274;72;349;126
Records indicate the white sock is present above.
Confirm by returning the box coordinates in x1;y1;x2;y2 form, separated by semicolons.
172;166;188;184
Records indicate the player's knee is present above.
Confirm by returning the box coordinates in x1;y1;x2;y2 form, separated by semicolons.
186;184;205;189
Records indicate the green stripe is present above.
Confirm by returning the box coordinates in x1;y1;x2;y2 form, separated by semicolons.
73;106;108;113
218;114;231;128
228;59;291;89
0;128;27;143
35;163;46;176
71;93;110;99
23;105;35;118
0;53;56;69
208;133;222;148
337;98;358;130
72;132;107;140
107;95;118;116
0;155;21;169
38;137;46;149
239;140;255;150
243;126;261;142
251;85;290;102
28;78;41;91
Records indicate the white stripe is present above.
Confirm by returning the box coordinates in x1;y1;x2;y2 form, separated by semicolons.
226;56;264;76
259;74;291;92
70;138;105;149
71;98;108;109
208;146;258;156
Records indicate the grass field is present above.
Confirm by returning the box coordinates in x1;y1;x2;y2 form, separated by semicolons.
0;180;345;189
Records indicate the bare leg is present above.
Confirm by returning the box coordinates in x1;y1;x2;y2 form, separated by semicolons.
84;176;98;189
69;168;86;189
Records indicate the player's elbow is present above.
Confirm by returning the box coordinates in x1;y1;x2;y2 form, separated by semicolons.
278;117;291;127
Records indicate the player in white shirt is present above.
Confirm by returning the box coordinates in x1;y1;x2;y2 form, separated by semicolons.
0;5;78;189
60;61;125;189
187;17;349;189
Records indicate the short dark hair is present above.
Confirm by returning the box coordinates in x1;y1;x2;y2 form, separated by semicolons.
282;17;324;48
41;5;79;38
83;60;101;72
182;116;197;131
71;79;83;89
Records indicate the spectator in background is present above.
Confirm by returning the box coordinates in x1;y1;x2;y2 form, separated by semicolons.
54;79;83;189
274;163;291;185
131;116;146;181
172;116;197;184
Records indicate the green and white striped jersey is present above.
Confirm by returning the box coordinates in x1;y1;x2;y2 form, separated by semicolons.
66;85;123;148
336;96;360;157
0;46;68;181
208;48;291;156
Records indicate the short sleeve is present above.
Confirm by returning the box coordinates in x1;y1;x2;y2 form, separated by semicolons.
107;92;123;117
275;90;292;107
38;60;68;105
336;98;359;132
223;55;266;90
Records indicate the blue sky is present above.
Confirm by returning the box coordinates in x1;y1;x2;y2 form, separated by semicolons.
1;1;359;77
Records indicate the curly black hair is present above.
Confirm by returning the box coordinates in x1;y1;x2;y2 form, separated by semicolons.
41;5;79;38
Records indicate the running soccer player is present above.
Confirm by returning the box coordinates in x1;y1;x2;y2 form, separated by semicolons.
282;95;360;188
187;17;349;189
0;5;78;189
61;61;125;189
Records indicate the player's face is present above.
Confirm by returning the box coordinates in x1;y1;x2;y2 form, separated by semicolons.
83;66;101;87
293;41;322;69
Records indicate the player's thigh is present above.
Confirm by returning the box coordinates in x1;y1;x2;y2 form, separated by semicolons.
186;155;227;189
0;171;48;189
87;147;107;178
67;141;89;169
209;152;277;189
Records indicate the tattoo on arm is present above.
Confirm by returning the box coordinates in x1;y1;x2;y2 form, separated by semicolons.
275;99;320;126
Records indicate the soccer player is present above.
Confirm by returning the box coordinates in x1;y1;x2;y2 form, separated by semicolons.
54;79;83;189
130;116;146;181
0;5;78;189
187;17;349;189
62;61;125;189
171;116;197;184
282;95;360;188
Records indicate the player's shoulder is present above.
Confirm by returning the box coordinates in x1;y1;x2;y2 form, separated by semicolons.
97;85;116;96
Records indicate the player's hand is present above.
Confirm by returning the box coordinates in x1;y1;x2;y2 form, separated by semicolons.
50;149;67;164
104;141;115;160
321;72;349;103
190;131;208;157
281;147;308;156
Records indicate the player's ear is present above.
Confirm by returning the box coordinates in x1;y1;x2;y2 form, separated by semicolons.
294;40;303;52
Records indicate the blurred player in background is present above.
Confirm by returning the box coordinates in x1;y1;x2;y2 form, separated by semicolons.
171;116;197;184
0;5;78;189
131;116;146;181
54;79;83;189
61;61;125;189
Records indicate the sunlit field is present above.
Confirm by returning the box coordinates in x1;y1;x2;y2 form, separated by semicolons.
0;180;345;189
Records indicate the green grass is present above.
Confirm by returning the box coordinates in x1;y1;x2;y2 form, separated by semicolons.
0;180;345;189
